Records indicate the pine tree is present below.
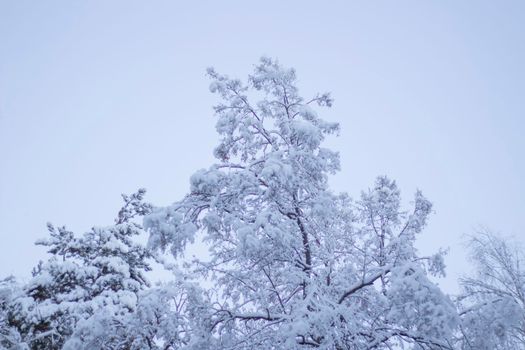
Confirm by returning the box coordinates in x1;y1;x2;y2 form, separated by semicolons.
6;189;152;349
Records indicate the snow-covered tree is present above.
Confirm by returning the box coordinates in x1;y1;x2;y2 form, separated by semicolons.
456;231;525;349
5;189;153;349
144;57;458;349
0;277;27;350
3;58;490;349
82;279;212;350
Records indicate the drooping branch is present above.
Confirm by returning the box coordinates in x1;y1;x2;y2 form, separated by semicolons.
338;266;391;304
366;329;453;350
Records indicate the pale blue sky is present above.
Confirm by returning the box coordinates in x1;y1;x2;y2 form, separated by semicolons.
1;1;524;292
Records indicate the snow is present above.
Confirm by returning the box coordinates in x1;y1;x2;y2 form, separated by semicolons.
2;57;521;349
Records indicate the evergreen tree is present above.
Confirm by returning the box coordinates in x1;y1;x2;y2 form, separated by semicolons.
5;190;152;349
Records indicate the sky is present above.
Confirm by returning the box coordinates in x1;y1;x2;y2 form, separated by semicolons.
1;1;524;293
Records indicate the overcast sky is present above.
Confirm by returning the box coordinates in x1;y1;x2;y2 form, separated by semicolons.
1;1;524;293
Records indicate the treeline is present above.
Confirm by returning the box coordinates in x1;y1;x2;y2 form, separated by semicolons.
1;58;523;349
